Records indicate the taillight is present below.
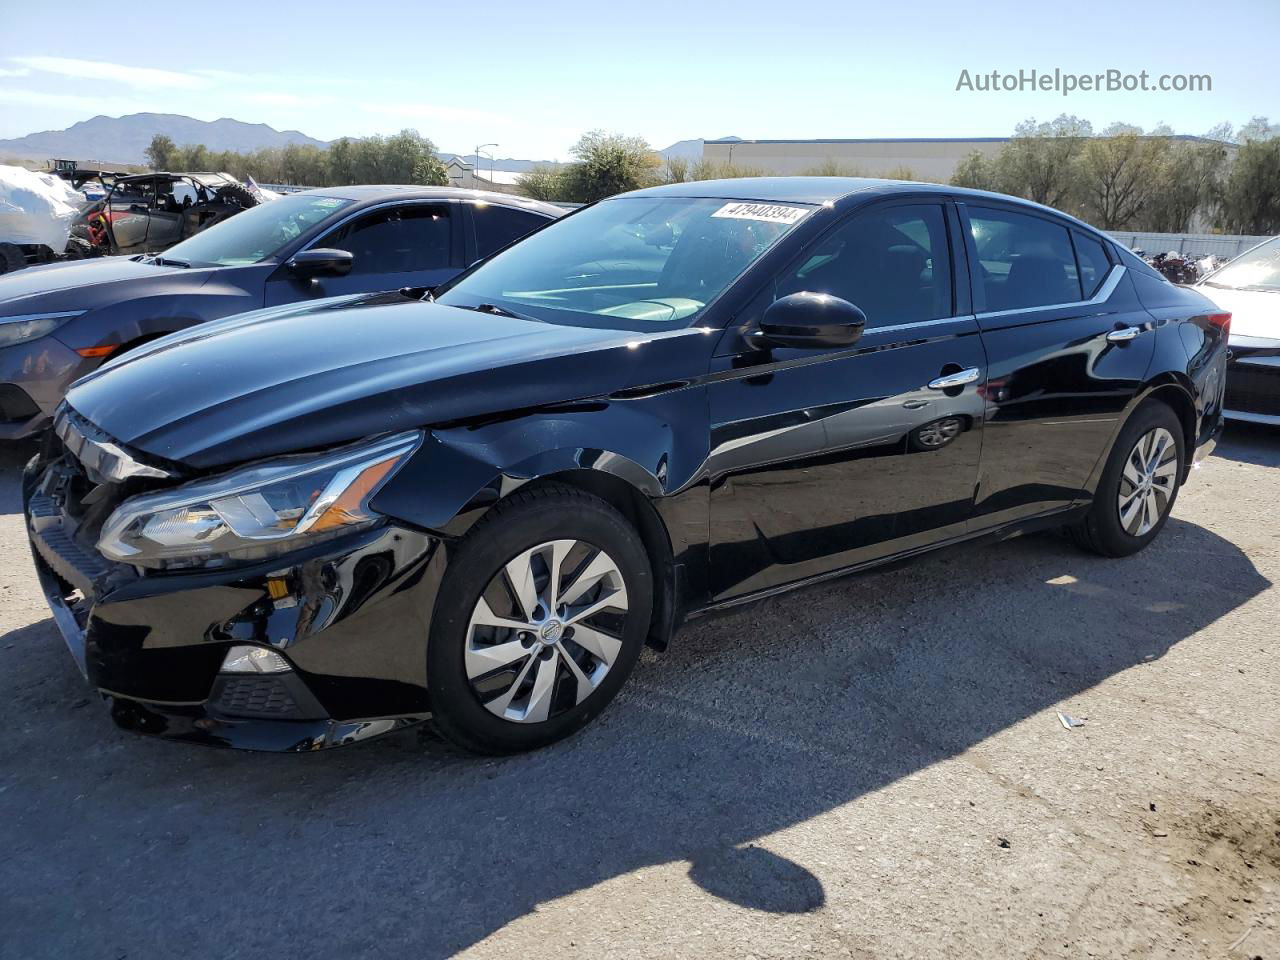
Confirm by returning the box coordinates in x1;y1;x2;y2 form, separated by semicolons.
1208;312;1231;334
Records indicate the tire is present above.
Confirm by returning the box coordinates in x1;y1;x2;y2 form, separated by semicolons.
0;242;26;275
1069;399;1185;557
213;183;258;209
427;483;653;754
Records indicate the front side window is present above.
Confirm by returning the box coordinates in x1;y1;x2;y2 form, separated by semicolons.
775;203;953;328
437;196;811;330
319;203;453;276
1204;236;1280;293
163;194;353;266
969;207;1082;311
474;205;550;258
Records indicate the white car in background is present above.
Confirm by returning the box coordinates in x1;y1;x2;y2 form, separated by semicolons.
1198;235;1280;425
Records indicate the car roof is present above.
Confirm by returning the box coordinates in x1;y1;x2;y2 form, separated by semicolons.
623;177;1108;235
296;184;565;217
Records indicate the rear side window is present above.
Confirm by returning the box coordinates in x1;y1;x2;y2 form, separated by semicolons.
776;203;953;328
320;203;452;276
474;205;548;258
1072;231;1111;298
968;207;1082;310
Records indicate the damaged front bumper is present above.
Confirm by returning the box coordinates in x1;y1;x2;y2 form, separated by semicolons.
24;452;449;751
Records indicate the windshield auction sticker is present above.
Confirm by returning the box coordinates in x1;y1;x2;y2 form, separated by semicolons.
710;202;808;224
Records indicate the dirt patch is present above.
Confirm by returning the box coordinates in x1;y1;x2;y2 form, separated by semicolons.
1166;799;1280;958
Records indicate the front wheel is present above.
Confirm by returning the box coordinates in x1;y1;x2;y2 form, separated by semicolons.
427;484;653;754
1069;399;1185;557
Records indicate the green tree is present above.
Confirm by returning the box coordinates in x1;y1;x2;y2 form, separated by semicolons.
144;134;176;170
1220;137;1280;234
950;150;998;191
327;138;356;185
561;131;660;202
516;165;570;201
412;153;448;186
1145;137;1227;232
995;115;1092;210
1077;126;1167;229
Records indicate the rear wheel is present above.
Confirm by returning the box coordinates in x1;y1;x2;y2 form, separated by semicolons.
1069;400;1185;557
427;484;653;754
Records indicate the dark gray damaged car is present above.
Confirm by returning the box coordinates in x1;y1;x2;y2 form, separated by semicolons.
0;185;561;438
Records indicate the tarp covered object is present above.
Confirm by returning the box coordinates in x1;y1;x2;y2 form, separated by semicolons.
0;165;86;251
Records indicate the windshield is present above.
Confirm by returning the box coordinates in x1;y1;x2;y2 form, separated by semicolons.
437;196;812;329
1204;236;1280;293
161;194;353;267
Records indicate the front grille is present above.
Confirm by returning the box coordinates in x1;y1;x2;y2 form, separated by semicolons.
213;676;302;718
208;674;327;721
1225;364;1280;416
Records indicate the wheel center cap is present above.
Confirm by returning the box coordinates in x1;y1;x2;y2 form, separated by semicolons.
539;620;564;644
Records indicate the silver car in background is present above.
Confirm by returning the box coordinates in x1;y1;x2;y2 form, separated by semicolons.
1198;235;1280;425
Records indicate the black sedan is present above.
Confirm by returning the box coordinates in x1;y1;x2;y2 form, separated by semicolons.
0;186;562;438
24;178;1229;754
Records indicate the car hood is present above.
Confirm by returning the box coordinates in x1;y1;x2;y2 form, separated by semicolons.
1198;283;1279;342
66;293;710;470
0;256;198;315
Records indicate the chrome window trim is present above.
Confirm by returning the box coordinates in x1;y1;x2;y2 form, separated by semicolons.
864;314;977;337
975;264;1126;321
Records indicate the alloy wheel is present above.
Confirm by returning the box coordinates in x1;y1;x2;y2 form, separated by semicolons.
1117;426;1178;537
464;539;629;723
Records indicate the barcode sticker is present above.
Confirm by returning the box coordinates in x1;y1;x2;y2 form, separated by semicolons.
710;202;808;225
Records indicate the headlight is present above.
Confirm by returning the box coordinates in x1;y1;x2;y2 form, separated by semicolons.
0;311;84;348
98;431;421;570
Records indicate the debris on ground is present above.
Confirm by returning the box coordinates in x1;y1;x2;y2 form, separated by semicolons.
1057;711;1087;729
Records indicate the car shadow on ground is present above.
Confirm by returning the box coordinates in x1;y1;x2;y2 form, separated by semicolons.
1213;420;1280;468
0;500;1269;958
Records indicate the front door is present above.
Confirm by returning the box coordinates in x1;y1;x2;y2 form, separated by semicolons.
264;201;462;306
707;200;987;602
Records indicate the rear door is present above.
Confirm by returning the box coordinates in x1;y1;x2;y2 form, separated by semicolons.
707;199;987;601
264;201;462;305
959;202;1156;528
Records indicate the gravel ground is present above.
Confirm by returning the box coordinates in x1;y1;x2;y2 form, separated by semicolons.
1;425;1277;960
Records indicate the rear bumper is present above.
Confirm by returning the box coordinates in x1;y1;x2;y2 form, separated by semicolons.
1193;413;1224;464
24;454;448;751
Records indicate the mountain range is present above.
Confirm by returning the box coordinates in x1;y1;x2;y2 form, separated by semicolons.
0;113;719;172
0;113;327;165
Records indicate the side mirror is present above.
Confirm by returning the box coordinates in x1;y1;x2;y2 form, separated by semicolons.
287;248;354;278
746;291;866;350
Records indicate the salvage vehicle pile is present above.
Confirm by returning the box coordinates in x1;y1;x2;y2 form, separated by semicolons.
0;162;269;274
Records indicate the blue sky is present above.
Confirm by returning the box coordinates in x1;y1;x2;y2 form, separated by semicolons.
1;0;1277;159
